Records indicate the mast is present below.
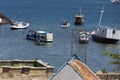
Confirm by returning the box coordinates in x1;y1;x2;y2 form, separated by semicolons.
98;7;104;27
80;7;82;15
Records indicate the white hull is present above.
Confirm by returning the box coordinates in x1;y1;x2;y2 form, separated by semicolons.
111;0;120;3
79;31;89;43
91;27;120;43
61;21;70;28
10;22;29;29
91;7;120;43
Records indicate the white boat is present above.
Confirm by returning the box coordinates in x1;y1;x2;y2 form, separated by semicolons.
10;22;29;29
26;30;53;42
74;7;84;25
79;31;89;43
49;54;100;80
111;0;120;4
61;21;70;28
91;7;120;43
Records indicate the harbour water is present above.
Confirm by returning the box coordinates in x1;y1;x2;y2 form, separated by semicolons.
0;0;120;72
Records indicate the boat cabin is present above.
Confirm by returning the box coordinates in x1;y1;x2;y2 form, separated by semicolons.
61;21;70;28
96;27;120;40
26;30;53;42
91;7;120;43
74;15;84;25
79;31;89;43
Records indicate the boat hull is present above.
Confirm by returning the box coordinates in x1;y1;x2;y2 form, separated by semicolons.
111;0;120;4
26;30;53;43
11;26;28;30
61;23;70;28
74;21;84;25
79;40;88;43
92;34;119;43
74;15;84;25
10;22;29;30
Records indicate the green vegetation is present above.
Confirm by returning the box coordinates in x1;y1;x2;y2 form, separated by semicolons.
103;51;120;72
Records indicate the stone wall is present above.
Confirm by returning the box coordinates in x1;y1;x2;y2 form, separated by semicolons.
0;60;54;80
96;73;120;80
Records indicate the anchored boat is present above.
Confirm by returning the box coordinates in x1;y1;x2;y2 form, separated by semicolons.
91;7;120;43
10;21;29;29
61;21;70;28
74;7;84;25
26;30;53;43
111;0;120;4
79;31;90;43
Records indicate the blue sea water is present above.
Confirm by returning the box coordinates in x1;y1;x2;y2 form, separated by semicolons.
0;0;120;72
